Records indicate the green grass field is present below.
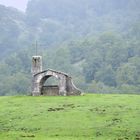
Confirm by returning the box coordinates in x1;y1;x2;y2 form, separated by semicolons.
0;94;140;140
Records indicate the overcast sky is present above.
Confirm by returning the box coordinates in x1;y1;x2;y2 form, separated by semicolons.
0;0;28;11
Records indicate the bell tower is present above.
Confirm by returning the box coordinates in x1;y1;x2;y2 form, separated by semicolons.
31;56;43;96
31;41;43;96
31;56;42;75
31;41;43;75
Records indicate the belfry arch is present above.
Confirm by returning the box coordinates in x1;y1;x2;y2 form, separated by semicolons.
31;56;81;96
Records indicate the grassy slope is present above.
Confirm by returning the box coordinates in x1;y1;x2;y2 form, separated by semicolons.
0;94;140;140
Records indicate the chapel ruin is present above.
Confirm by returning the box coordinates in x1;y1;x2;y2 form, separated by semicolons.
31;56;81;96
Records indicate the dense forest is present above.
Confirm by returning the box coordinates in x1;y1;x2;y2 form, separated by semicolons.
0;0;140;95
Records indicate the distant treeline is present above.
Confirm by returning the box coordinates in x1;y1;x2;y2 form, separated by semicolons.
0;0;140;95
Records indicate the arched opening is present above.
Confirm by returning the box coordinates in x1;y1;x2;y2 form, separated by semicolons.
40;75;60;96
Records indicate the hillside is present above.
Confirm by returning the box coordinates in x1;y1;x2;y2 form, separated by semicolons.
0;94;140;140
26;0;140;46
0;5;26;57
0;0;140;95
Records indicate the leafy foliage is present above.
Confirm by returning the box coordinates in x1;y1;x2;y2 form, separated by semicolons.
0;0;140;95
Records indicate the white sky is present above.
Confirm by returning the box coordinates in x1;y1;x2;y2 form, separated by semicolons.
0;0;28;11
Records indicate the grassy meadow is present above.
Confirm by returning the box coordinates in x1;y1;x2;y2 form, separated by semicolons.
0;94;140;140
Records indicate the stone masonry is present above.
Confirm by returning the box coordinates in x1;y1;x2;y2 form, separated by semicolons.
31;56;81;96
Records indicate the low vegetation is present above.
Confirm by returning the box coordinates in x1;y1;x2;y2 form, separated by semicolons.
0;94;140;140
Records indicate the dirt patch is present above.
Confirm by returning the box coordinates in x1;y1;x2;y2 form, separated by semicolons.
135;131;140;140
112;118;121;123
106;118;122;127
20;134;35;138
96;131;102;137
89;107;106;114
63;104;75;108
48;104;77;112
19;127;40;133
48;107;64;112
117;138;127;140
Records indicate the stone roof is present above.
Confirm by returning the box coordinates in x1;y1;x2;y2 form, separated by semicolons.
34;69;69;77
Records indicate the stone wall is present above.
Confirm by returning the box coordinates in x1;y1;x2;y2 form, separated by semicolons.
41;85;59;96
31;56;81;96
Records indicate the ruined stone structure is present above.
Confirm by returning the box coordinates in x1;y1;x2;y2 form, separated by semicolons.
31;56;81;96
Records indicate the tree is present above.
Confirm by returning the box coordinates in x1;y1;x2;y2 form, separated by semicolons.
116;63;137;86
95;65;116;86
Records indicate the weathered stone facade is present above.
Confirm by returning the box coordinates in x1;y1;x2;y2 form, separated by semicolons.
31;56;81;96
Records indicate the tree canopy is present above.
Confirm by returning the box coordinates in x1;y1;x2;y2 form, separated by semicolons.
0;0;140;95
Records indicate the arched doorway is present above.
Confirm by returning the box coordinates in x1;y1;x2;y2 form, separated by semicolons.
32;69;81;96
40;75;60;96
